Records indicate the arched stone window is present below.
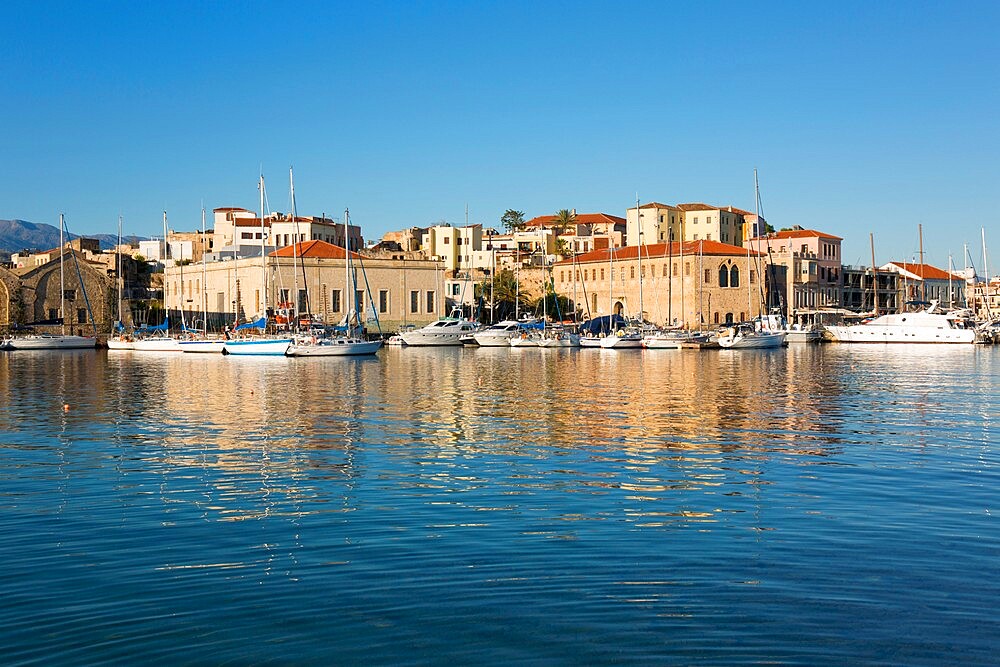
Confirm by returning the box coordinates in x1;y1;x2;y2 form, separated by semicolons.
718;265;729;287
730;265;740;288
724;312;734;324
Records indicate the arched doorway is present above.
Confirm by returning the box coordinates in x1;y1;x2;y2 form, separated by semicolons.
613;301;625;316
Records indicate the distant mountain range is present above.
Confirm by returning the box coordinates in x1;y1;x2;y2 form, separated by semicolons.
0;219;148;259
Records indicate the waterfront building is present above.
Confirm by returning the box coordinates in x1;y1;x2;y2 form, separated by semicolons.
552;240;776;327
1;247;113;334
839;265;899;314
880;261;965;309
748;228;843;320
523;211;625;254
676;203;746;246
162;239;442;333
625;203;683;247
421;223;483;272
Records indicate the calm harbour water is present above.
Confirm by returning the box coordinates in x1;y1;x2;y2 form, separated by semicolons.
0;344;997;665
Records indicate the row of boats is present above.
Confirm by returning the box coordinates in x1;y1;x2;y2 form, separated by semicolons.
393;300;998;349
1;327;383;356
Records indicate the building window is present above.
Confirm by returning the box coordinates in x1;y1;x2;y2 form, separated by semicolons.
662;264;668;277
673;263;678;277
410;290;419;313
426;290;435;314
331;289;341;312
298;289;308;313
63;289;76;301
750;270;756;284
630;266;635;279
730;266;740;288
704;268;711;283
706;233;711;241
685;262;691;276
693;217;699;224
379;290;389;314
279;288;290;307
443;237;450;244
356;290;365;315
600;268;605;281
77;308;87;324
719;266;729;287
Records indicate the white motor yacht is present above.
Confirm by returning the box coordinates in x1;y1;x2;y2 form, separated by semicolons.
472;321;523;347
825;301;976;343
400;316;480;346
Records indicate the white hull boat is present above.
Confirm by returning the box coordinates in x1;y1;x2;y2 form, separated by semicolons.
286;337;382;356
472;321;522;347
537;333;580;348
826;303;975;343
599;333;644;349
400;317;479;346
223;338;293;356
106;336;135;351
718;328;786;349
642;331;711;349
131;336;181;352
178;338;227;353
508;334;539;347
6;335;96;350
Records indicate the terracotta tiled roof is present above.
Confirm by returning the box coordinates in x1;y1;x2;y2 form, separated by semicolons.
524;213;626;227
676;203;719;212
755;229;842;241
234;218;272;227
728;207;755;216
554;240;762;265
886;262;952;281
213;207;253;212
636;202;679;210
269;239;359;260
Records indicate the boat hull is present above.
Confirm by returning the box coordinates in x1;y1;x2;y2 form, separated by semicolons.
719;332;786;349
223;339;292;356
600;335;644;349
106;337;135;350
7;335;96;350
825;325;975;343
178;339;227;353
286;339;382;356
131;337;181;352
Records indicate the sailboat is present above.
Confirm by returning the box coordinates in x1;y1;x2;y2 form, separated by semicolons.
601;225;643;349
223;173;293;356
287;207;382;356
718;170;786;350
179;207;227;353
8;214;97;350
107;215;135;350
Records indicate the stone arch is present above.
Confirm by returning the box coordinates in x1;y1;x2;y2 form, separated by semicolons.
730;265;740;288
613;301;625;316
718;265;729;287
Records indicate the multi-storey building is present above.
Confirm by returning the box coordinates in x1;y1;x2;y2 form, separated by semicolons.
625;203;683;247
880;262;965;308
840;265;899;314
748;228;843;317
553;240;777;327
421;224;483;272
676;203;745;246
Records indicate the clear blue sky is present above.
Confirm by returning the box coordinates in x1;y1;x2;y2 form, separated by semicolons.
3;1;999;269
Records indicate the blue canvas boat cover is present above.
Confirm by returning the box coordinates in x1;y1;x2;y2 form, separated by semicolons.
235;317;267;331
578;314;627;334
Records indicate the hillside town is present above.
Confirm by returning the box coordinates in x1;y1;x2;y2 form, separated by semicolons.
1;198;999;343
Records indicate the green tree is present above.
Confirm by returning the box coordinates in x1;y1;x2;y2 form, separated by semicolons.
552;209;577;237
501;209;526;233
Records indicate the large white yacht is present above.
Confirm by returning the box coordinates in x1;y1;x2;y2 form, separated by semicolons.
399;315;480;346
825;301;976;343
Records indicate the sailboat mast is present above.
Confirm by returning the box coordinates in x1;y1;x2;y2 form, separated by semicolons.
345;208;352;334
948;254;954;309
919;223;926;302
59;213;65;336
162;210;170;327
116;214;123;329
201;207;208;331
749;170;757;320
983;227;993;320
259;174;267;323
680;240;685;329
870;232;879;316
289;167;300;329
636;195;643;325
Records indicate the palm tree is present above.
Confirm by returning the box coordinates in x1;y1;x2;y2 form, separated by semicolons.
552;209;577;237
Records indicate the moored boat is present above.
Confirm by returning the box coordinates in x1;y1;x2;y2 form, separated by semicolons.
825;301;976;343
